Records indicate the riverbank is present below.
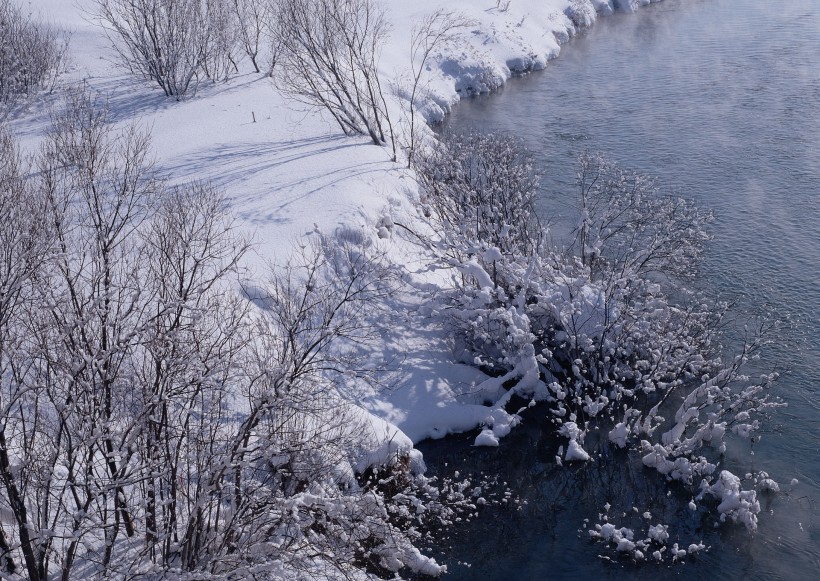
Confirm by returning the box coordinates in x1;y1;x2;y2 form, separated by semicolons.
12;0;666;468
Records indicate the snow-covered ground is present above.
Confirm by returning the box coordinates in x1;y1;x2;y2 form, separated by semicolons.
12;0;661;466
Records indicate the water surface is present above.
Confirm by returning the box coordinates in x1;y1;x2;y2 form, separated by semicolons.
422;1;820;578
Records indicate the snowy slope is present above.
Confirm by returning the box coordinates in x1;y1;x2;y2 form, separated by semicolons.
11;0;661;465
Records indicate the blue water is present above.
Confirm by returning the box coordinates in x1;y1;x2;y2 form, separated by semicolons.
421;1;820;578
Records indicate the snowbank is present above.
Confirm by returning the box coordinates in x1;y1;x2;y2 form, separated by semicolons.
11;0;665;466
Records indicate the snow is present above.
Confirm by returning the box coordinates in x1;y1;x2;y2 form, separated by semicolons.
608;422;629;448
590;515;708;563
589;523;635;551
7;0;670;477
700;470;761;530
560;421;591;461
647;523;669;543
566;439;591;462
474;428;500;447
758;478;780;493
349;405;423;474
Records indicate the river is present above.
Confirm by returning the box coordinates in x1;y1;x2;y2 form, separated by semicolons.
419;1;820;579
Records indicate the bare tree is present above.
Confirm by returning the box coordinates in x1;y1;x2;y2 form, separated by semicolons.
404;10;472;167
170;237;404;575
202;0;242;82
0;125;55;580
36;89;161;576
231;0;273;73
0;90;253;579
94;0;240;98
273;0;396;158
132;181;250;568
0;88;159;580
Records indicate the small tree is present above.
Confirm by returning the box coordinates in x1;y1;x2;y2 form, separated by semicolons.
171;237;449;578
0;90;251;580
135;181;250;568
0;124;56;580
202;0;241;82
273;0;396;158
37;89;160;574
403;10;472;167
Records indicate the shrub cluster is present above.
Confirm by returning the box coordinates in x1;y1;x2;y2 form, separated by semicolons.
95;0;277;98
0;1;67;113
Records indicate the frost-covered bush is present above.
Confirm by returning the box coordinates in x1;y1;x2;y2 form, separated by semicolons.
94;0;241;98
589;515;706;562
0;1;67;113
418;135;784;561
415;131;542;261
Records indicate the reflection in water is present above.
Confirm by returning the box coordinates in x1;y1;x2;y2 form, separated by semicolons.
427;0;820;578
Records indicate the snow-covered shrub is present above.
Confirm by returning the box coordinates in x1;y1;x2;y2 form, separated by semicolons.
359;451;510;577
0;1;68;114
94;0;241;98
573;152;711;280
272;0;395;156
417;134;784;559
415;131;542;261
589;517;706;563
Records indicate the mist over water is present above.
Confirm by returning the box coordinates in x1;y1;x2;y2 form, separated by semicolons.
422;0;820;578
